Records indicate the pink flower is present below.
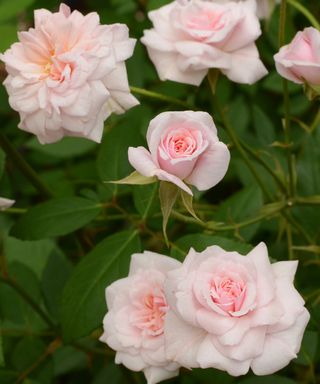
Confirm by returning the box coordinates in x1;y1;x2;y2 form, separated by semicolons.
141;0;267;86
0;197;15;210
164;243;310;376
99;251;181;384
1;3;139;144
128;111;230;195
207;0;278;19
274;27;320;85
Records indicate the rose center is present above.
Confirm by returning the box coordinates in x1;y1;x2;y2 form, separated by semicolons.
210;276;246;314
170;134;196;157
187;10;224;31
42;55;73;83
133;290;168;336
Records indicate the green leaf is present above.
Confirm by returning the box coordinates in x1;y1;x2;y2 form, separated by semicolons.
12;338;53;384
52;346;87;376
0;24;18;52
159;181;179;245
0;330;3;367
107;171;157;185
11;197;101;240
188;368;235;384
227;96;250;135
0;149;5;180
0;370;18;384
0;0;35;22
295;130;320;237
4;236;55;279
239;376;296;384
25;137;97;159
133;183;159;219
297;131;320;195
262;71;300;94
207;69;220;95
93;362;125;384
296;330;318;366
147;0;171;11
61;230;141;342
41;248;72;320
0;263;47;331
180;190;201;221
252;105;275;146
171;234;253;261
214;186;263;241
97;109;144;196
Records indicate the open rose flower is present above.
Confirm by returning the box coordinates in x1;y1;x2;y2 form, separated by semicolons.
165;243;310;376
128;111;230;195
209;0;278;19
0;197;15;211
141;0;267;86
274;27;320;86
100;252;180;384
1;3;139;144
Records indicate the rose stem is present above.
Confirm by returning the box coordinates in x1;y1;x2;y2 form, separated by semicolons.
130;86;194;109
287;0;320;31
279;0;295;199
0;133;53;199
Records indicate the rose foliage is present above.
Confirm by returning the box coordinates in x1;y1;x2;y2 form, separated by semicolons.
0;1;319;384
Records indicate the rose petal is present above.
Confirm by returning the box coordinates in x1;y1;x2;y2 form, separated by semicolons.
143;366;179;384
221;43;268;84
165;311;206;368
185;141;230;190
197;334;251;376
251;309;310;375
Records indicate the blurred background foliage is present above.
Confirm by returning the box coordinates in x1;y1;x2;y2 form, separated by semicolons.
0;0;319;383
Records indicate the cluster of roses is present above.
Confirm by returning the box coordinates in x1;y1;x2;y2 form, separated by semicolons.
99;244;309;384
1;1;319;148
0;0;317;383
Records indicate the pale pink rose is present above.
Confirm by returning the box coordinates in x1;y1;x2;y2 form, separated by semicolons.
206;0;278;19
141;0;267;86
128;111;230;195
1;3;139;144
99;252;181;384
165;243;310;376
0;197;15;210
274;27;320;85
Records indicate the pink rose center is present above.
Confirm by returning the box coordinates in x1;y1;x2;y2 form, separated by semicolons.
169;134;196;157
133;290;168;336
186;10;225;31
162;127;199;159
41;54;74;83
210;276;246;315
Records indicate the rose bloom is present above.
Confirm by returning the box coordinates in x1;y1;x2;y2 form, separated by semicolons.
141;0;267;86
210;0;278;19
274;27;320;85
164;243;310;376
1;3;139;144
0;197;15;211
99;252;180;384
128;111;230;195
